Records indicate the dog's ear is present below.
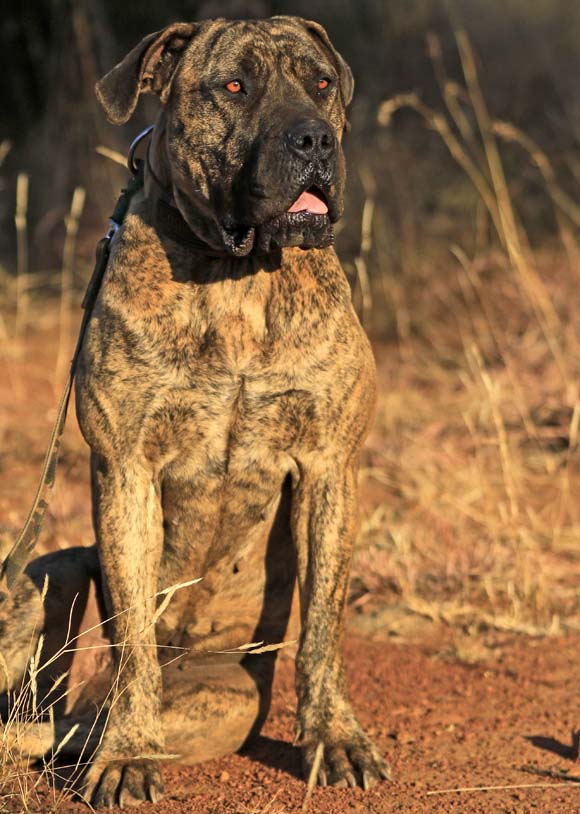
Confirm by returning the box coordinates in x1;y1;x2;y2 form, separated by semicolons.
96;23;200;125
288;18;354;108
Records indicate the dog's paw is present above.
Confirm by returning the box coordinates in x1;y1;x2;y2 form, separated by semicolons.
301;728;391;790
82;757;164;808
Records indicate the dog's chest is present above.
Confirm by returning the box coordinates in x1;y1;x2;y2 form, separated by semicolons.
125;270;333;471
140;358;320;485
83;246;355;484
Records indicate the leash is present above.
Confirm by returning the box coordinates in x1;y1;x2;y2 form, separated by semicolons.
0;129;151;593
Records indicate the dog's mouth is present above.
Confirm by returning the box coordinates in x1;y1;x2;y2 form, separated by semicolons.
220;224;257;257
220;185;335;257
287;186;329;216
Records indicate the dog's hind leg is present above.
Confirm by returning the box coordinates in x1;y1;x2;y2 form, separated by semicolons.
0;547;275;770
0;545;105;700
159;650;278;764
0;545;110;768
2;654;276;768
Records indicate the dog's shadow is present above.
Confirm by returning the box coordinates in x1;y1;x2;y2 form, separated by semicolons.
240;734;302;779
525;733;580;760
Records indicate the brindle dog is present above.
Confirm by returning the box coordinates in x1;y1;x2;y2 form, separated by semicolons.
0;15;389;807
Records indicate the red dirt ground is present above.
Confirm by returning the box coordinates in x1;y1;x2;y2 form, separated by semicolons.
3;631;580;814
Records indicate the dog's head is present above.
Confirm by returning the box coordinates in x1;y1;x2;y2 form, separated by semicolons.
96;17;354;256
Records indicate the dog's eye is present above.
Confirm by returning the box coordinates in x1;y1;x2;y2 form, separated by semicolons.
318;77;331;91
225;79;243;94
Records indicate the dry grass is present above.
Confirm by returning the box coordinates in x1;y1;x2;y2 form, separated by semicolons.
351;27;580;636
0;577;201;813
353;243;580;634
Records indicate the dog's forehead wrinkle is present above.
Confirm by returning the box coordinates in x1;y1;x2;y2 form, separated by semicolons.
202;23;276;70
212;47;272;82
183;22;332;85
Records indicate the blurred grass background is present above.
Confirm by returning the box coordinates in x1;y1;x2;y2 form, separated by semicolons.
0;0;579;638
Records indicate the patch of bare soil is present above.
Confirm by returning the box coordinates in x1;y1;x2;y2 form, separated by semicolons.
3;632;579;814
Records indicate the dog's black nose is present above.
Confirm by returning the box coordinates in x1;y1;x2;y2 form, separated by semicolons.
286;118;335;162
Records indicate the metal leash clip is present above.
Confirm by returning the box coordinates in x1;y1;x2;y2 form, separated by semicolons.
128;124;155;175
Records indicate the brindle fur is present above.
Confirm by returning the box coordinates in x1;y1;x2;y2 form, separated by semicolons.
0;16;389;806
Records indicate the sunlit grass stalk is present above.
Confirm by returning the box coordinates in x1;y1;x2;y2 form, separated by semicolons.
480;370;519;521
426;32;479;156
14;173;29;343
0;576;199;811
490;122;580;229
379;29;574;386
354;197;375;326
0;140;12;168
451;244;551;471
95;145;126;167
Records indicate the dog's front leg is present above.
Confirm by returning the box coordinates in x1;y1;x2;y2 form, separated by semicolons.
82;452;165;807
292;457;391;790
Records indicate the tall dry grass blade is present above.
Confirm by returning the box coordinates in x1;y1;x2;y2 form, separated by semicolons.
149;577;202;628
451;245;550;467
360;196;374;256
0;594;159;811
354;197;375;326
553;400;580;548
492;122;580;228
28;634;45;718
453;26;570;384
63;581;202;799
426;32;478;151
55;186;86;386
0;139;12;168
95;145;126;167
212;640;296;655
40;573;50;604
0;589;194;808
14;173;29;343
479;368;519;521
354;259;371;326
492;120;580;274
52;723;80;759
378;94;504;243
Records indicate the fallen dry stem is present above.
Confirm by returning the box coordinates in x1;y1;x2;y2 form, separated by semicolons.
427;781;580;795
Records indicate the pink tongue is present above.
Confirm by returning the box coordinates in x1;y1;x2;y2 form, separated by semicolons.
288;190;328;215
